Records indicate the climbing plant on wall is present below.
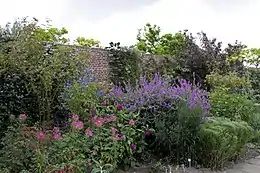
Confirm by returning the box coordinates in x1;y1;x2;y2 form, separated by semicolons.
106;42;140;87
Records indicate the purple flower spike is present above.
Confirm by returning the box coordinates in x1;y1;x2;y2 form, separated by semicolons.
130;143;135;150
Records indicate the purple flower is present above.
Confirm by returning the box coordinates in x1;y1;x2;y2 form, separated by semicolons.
91;108;97;117
118;132;124;138
107;73;210;118
97;90;104;96
130;143;135;150
117;104;123;111
145;130;151;136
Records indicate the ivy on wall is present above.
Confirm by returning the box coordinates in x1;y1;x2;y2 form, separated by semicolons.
106;42;140;87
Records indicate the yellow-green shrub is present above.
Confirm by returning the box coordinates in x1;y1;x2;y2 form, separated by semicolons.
209;91;256;122
197;117;253;169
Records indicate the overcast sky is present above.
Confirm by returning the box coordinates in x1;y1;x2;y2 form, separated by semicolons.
1;0;260;48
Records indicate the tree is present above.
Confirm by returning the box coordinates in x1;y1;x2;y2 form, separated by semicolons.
230;48;260;68
136;23;246;87
35;26;69;44
75;37;101;47
136;23;188;57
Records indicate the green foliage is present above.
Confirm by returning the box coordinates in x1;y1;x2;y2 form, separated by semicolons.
46;105;146;172
46;132;89;172
136;23;187;57
0;118;36;172
248;67;260;102
61;82;103;122
106;42;140;86
230;48;260;68
198;117;253;169
153;100;203;163
136;24;246;85
75;37;101;47
249;113;260;143
206;71;251;92
209;91;255;122
207;72;255;122
35;25;69;44
0;18;89;123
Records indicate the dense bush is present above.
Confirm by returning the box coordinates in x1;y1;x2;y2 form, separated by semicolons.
0;115;36;172
249;113;260;143
198;117;253;169
58;78;147;171
108;74;210;163
209;91;255;122
60;70;102;123
106;42;140;87
136;24;246;86
207;72;255;122
206;72;251;93
1;17;259;172
248;67;260;102
0;106;146;172
0;18;89;127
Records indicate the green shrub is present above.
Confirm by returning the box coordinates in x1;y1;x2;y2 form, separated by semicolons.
206;72;251;93
0;18;89;126
153;100;205;163
61;81;104;122
45;104;146;172
106;42;140;86
0;116;36;172
198;117;253;169
248;67;260;103
209;91;255;122
249;112;260;143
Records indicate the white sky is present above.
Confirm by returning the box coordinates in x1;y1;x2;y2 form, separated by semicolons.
1;0;260;48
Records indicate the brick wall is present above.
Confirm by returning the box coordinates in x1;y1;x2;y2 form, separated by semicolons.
81;47;170;82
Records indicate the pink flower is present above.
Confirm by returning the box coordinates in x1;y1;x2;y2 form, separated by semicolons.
53;133;62;140
117;104;123;111
19;114;27;120
111;127;117;134
94;119;103;127
71;114;79;121
85;128;93;137
129;119;135;125
108;116;117;122
37;131;45;141
111;136;120;141
71;120;84;130
53;127;60;133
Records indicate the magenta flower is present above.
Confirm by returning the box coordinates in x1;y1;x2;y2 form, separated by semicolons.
37;131;45;141
53;133;62;140
118;132;125;138
117;104;123;111
52;127;62;140
145;130;151;136
85;128;93;137
129;119;135;125
130;143;135;150
71;114;79;121
19;114;27;120
94;119;103;127
71;120;84;130
111;127;117;134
